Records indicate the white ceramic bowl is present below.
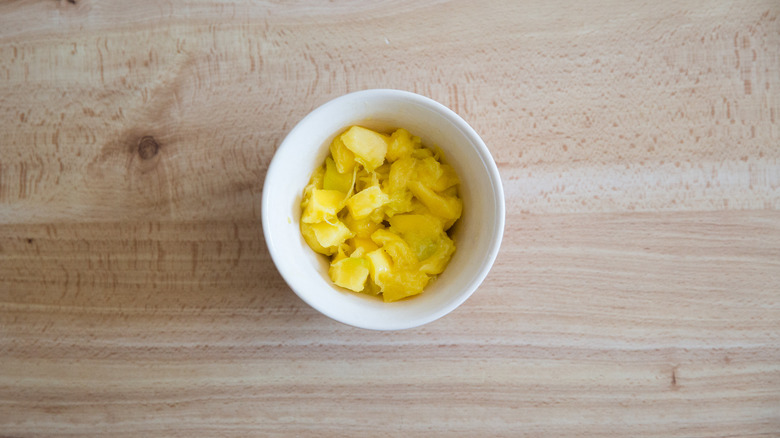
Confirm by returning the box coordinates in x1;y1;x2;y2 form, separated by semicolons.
262;89;504;330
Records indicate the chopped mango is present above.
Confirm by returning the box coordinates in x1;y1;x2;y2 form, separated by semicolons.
440;185;459;199
301;166;325;208
311;220;353;248
389;214;455;275
351;236;379;254
329;256;369;292
341;126;388;172
418;236;456;275
387;157;416;192
301;222;335;256
329;136;355;174
363;279;382;296
407;181;462;224
365;248;393;288
384;189;414;218
415;157;444;189
332;243;349;263
373;162;391;179
387;128;417;162
389;214;443;260
370;229;418;268
349;247;367;259
300;125;462;302
411;147;434;160
301;189;346;223
343;212;381;238
346;185;389;219
388;213;442;236
380;269;429;302
323;157;353;193
433;164;460;192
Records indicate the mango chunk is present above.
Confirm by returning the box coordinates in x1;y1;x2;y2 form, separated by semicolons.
301;222;335;256
389;214;455;274
301;125;462;303
418;236;456;275
329;256;369;292
329;136;355;174
387;157;416;192
380;269;430;302
301;189;346;223
351;236;379;254
387;128;418;162
323;157;353;193
331;243;349;263
388;213;443;236
301;166;325;208
388;214;443;260
415;157;444;189
341;126;388;172
346;185;389;220
384;189;414;218
407;181;462;224
370;229;417;268
311;220;353;248
365;248;393;289
343;212;381;238
432;164;460;192
411;147;434;159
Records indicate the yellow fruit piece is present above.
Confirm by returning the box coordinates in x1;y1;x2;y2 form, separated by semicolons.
351;236;379;254
388;214;444;260
343;212;382;238
301;166;325;208
301;189;346;223
311;220;354;248
387;128;418;162
346;185;389;220
301;125;462;303
354;167;375;193
329;256;369;292
350;247;367;258
373;162;391;180
330;136;355;174
432;164;460;192
370;229;417;268
407;181;462;223
440;185;459;198
333;244;350;263
301;222;335;256
384;189;414;218
388;213;442;235
415;157;444;189
409;198;431;215
389;213;455;274
418;235;456;275
323;157;353;193
341;126;388;172
365;248;393;288
387;157;416;192
411;147;434;159
363;278;382;296
380;269;429;302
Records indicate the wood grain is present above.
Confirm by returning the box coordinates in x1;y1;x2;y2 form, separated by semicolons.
1;0;779;436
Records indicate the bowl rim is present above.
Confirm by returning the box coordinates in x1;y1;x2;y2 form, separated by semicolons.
261;88;505;330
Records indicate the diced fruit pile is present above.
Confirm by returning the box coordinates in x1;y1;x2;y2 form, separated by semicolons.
300;126;462;302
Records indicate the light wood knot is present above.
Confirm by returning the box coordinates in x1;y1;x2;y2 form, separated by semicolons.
138;136;159;160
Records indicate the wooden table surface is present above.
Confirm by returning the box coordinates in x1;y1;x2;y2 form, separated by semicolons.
1;0;779;436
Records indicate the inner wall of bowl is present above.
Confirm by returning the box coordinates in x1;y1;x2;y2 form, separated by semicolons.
270;92;499;329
